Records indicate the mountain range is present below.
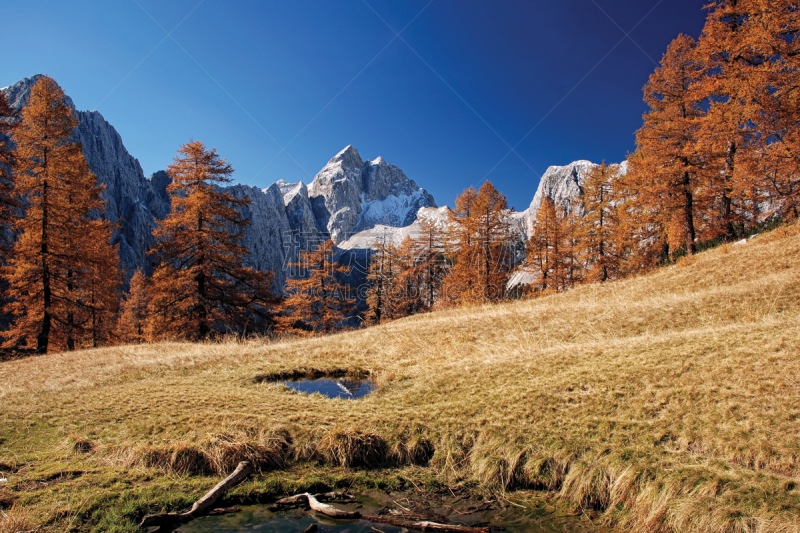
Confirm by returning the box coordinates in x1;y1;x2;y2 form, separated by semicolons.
1;75;625;293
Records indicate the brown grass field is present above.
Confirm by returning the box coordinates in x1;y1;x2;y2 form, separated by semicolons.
1;224;799;532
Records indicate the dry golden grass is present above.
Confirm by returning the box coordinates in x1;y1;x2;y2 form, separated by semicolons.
1;224;799;532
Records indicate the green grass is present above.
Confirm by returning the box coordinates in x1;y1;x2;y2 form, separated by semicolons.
1;223;800;532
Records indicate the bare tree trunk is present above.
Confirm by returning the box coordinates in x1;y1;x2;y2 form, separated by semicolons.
139;461;253;530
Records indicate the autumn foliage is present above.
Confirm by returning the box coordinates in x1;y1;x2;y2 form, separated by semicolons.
116;269;149;344
147;141;276;341
277;239;354;335
2;77;120;353
0;92;17;254
3;1;800;350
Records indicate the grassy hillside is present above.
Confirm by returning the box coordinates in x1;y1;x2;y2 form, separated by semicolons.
1;225;799;532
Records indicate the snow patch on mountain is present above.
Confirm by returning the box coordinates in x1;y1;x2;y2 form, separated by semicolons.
338;206;451;250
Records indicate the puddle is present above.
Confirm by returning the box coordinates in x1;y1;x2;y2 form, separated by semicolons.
179;491;603;533
282;378;375;399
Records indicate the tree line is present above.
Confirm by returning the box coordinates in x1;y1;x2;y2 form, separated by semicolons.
356;0;800;323
0;78;277;353
1;1;798;349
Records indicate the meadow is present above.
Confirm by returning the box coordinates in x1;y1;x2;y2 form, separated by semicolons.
1;224;799;532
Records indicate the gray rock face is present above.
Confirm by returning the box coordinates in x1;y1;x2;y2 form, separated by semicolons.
1;75;75;111
2;75;438;294
521;160;627;237
2;75;169;281
308;145;436;243
225;183;293;291
73;109;170;277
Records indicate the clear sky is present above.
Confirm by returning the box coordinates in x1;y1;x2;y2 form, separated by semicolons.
2;0;707;211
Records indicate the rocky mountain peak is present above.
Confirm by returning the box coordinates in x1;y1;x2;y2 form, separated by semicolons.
306;146;436;243
325;144;364;172
522;159;628;236
2;74;76;111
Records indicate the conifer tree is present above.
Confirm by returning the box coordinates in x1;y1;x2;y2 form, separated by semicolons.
471;181;514;303
616;151;672;273
147;140;276;340
408;216;445;309
635;35;708;255
117;269;149;344
0;92;17;252
560;211;582;290
277;239;354;335
527;197;564;293
576;163;620;282
2;76;119;353
0;92;17;318
733;0;800;219
443;182;512;306
82;221;121;347
442;186;478;306
696;0;763;237
365;235;402;325
395;235;424;316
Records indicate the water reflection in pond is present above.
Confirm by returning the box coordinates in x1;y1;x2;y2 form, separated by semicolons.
180;491;602;533
282;377;375;399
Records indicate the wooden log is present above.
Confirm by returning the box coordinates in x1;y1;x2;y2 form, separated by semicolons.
305;492;361;519
272;492;354;508
139;461;253;531
363;514;492;533
268;491;491;533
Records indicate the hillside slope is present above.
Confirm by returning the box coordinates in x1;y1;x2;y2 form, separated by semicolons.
1;226;799;532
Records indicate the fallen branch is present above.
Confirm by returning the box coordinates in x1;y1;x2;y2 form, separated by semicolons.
271;492;492;533
139;461;253;531
363;515;492;533
306;493;361;519
271;491;355;509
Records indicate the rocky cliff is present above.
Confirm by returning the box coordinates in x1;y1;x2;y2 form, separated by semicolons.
1;76;436;293
2;75;170;280
521;160;628;236
307;145;436;243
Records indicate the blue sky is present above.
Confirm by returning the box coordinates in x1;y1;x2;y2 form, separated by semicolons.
2;0;706;211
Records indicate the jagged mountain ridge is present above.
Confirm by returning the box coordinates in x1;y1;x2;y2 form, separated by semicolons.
1;75;437;292
1;75;171;280
521;159;628;236
2;74;628;296
339;160;629;252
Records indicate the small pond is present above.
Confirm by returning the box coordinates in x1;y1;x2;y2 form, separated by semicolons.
282;377;375;399
179;491;603;533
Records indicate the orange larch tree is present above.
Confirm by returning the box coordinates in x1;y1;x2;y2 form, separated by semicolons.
576;163;621;282
0;92;17;318
81;219;121;347
147;140;276;340
441;186;478;307
526;198;569;294
2;76;119;353
365;235;402;325
277;239;355;335
0;92;18;253
470;181;514;303
442;182;512;306
408;216;446;309
696;1;800;222
615;151;671;274
117;268;149;344
395;235;424;316
696;0;765;236
635;35;709;256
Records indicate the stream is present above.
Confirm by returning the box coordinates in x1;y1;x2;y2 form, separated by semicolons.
179;491;605;532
